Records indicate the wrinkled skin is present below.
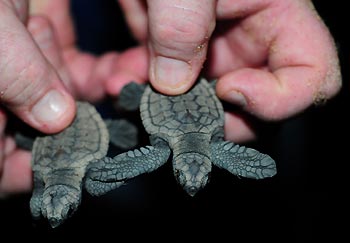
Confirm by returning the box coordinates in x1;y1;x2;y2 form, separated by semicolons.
0;0;342;196
0;0;146;196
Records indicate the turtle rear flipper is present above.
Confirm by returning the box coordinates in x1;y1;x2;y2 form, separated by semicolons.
104;119;138;149
117;82;146;111
85;144;171;196
211;141;276;179
30;176;45;220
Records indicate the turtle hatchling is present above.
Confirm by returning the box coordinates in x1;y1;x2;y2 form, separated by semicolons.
16;101;137;227
86;77;277;197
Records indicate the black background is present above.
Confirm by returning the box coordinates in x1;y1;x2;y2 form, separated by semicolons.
1;1;348;242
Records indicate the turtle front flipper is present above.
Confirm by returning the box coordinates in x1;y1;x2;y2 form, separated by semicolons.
29;176;45;220
104;119;138;149
84;157;128;196
211;141;277;179
85;144;171;196
117;82;146;111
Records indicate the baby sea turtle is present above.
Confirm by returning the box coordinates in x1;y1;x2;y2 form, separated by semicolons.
16;101;137;227
86;77;277;197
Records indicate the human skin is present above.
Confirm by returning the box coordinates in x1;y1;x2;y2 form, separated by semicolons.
110;0;342;142
0;0;146;196
0;0;342;196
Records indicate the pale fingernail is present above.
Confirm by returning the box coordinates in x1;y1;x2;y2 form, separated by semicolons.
154;56;191;89
32;90;69;124
222;90;248;107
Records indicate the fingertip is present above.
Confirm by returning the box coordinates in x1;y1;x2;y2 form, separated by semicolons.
146;0;215;95
105;46;150;96
106;72;145;96
149;56;199;95
216;68;320;121
29;89;76;134
216;69;280;119
150;77;196;95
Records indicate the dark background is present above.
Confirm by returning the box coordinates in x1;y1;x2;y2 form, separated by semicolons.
1;1;348;242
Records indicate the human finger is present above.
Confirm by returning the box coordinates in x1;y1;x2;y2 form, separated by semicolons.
0;2;76;133
215;0;341;120
223;112;256;143
105;46;149;96
0;109;6;174
30;0;75;50
0;147;32;197
30;0;124;102
118;0;148;42
27;15;76;96
0;109;31;197
147;0;216;95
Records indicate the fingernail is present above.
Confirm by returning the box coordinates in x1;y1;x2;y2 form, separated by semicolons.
154;56;191;89
32;90;69;124
222;90;248;107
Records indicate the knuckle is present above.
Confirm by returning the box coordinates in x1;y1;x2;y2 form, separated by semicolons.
0;60;49;108
154;18;207;44
150;7;214;54
0;0;28;21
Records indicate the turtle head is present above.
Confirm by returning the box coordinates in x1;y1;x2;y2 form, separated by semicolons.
173;153;212;197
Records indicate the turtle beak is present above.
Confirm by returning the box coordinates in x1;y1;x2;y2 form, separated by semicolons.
184;185;200;197
173;154;211;197
174;169;203;197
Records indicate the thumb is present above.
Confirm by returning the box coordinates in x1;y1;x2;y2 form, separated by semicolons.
147;0;216;95
0;8;75;134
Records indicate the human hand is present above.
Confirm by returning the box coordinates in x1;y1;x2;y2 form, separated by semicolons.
0;0;127;196
107;0;342;142
0;0;74;196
